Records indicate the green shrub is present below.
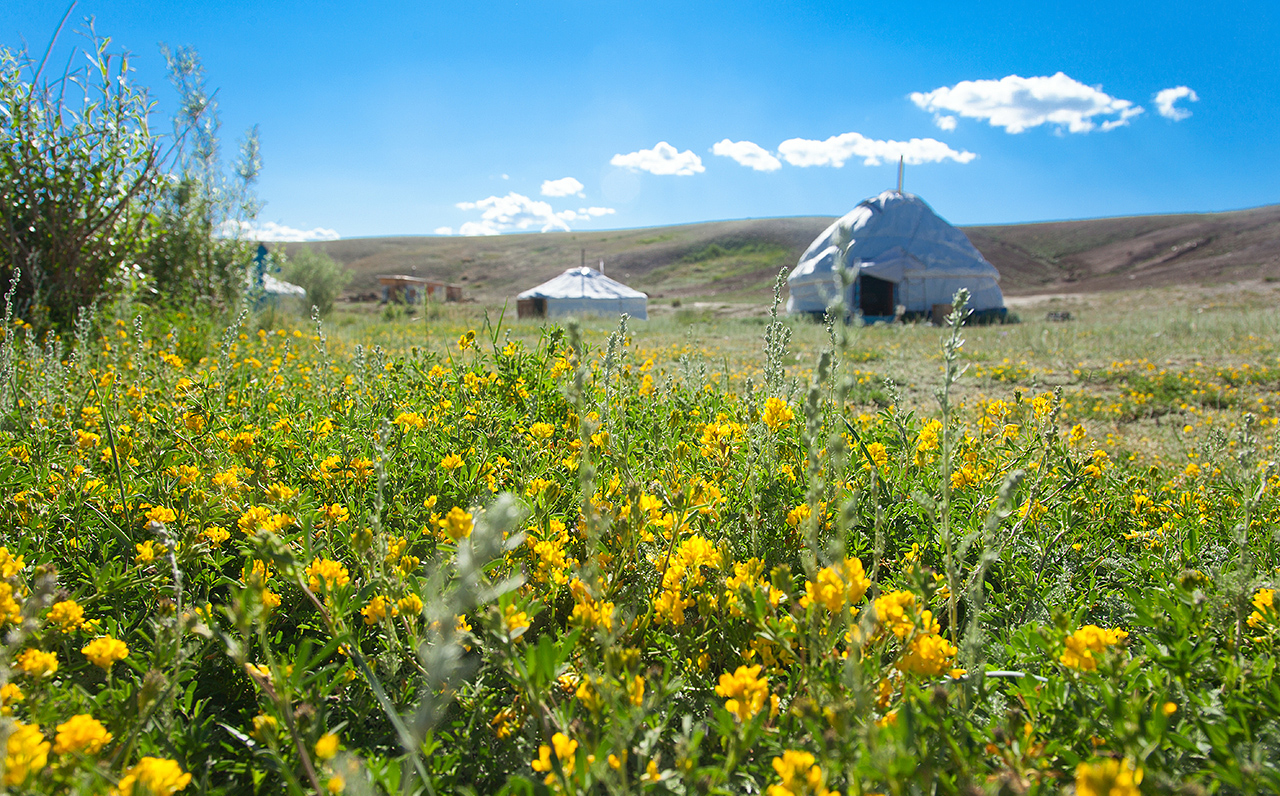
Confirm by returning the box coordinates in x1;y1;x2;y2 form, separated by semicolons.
283;247;352;316
0;33;261;328
0;38;161;327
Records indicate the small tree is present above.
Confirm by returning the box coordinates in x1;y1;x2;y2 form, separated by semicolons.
282;247;351;317
0;16;266;329
0;28;163;327
138;44;261;313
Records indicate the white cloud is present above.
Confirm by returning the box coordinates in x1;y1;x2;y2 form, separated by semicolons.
454;192;570;235
449;193;616;236
218;220;340;242
777;132;976;168
1154;86;1198;120
934;115;957;132
610;141;705;176
541;177;585;197
910;73;1143;134
458;221;501;236
556;207;617;222
711;139;782;171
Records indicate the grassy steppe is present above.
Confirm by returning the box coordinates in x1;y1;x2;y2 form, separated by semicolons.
0;282;1277;793
335;280;1280;464
296;201;1280;304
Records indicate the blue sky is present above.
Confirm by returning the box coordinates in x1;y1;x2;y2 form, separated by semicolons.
7;1;1279;240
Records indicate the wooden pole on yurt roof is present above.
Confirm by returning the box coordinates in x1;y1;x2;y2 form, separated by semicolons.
897;156;904;193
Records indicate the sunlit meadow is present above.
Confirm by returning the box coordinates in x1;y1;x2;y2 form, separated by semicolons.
0;279;1278;794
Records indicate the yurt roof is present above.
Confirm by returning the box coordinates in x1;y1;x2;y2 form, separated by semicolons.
517;267;647;300
262;273;307;297
790;191;1000;284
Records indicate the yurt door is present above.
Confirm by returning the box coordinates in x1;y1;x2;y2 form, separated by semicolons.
857;275;895;317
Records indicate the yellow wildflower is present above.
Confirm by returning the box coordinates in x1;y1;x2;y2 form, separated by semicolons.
769;750;836;796
82;636;129;670
0;682;24;715
394;411;427;431
785;503;811;529
503;604;530;639
135;540;157;565
1074;758;1142;796
897;633;958;676
397;594;424;616
53;713;113;755
145;506;177;525
266;482;298;502
75;429;101;451
862;441;888;472
762;397;795;431
229;430;256;453
361;595;396;625
306;558;351;592
315;732;340;760
115;756;193;796
17;648;58;678
202;527;230;546
1061;625;1129;671
4;721;49;787
715;665;768;722
48;599;87;633
916;419;942;452
251;714;278;740
874;591;919;639
441;507;474;541
1247;588;1275;629
0;548;24;578
800;558;870;612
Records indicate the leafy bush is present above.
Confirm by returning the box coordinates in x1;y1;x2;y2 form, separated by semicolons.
138;45;262;315
0;31;261;328
283;247;351;317
0;36;162;328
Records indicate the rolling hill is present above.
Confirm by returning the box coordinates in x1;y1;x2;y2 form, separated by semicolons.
292;202;1280;304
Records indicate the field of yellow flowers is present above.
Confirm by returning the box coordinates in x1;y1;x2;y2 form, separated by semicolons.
0;289;1278;795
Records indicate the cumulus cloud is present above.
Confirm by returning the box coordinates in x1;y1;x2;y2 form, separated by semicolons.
711;139;782;171
541;177;585;197
610;141;705;176
219;220;340;242
448;193;616;236
934;115;957;132
556;207;617;222
454;192;570;235
777;132;976;168
1154;86;1198;120
910;73;1144;133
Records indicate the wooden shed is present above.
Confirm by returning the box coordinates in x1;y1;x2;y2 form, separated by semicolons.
378;275;463;304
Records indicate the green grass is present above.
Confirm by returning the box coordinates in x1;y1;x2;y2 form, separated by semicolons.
2;283;1278;793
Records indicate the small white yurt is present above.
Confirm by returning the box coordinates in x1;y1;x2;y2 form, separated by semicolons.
788;191;1005;322
517;267;648;320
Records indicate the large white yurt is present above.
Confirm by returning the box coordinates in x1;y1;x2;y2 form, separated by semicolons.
788;191;1005;322
517;267;648;320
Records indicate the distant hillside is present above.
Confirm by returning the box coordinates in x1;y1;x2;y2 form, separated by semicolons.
965;204;1280;293
291;203;1280;303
